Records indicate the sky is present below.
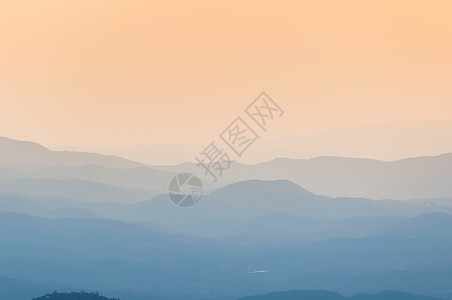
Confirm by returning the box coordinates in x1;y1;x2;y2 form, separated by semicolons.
1;0;451;149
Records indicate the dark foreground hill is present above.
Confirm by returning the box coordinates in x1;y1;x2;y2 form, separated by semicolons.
33;291;119;300
31;290;441;300
240;290;440;300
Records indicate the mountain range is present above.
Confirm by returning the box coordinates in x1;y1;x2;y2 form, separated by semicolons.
240;290;441;300
2;136;452;200
1;209;452;299
53;120;452;165
157;154;452;200
1;135;452;299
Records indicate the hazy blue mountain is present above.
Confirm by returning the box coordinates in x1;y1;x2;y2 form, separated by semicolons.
0;178;153;203
0;151;450;300
3;136;452;201
84;180;450;238
240;290;343;300
1;210;452;299
0;213;210;262
0;164;177;194
240;290;440;300
349;290;440;300
155;153;452;200
1;179;451;241
0;275;55;300
2;179;449;238
220;211;452;245
408;197;452;208
0;194;105;219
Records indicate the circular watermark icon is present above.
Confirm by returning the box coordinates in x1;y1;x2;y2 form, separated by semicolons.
168;173;203;207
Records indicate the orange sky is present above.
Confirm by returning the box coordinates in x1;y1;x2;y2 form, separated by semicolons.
1;0;451;148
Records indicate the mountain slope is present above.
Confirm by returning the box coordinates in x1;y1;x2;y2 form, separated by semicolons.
0;178;153;203
1;212;452;299
77;180;451;238
0;275;54;300
0;136;145;168
240;290;440;300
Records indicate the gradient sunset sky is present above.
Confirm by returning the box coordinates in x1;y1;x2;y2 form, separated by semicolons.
1;0;451;148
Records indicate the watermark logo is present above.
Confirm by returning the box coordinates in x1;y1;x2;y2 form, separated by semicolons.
195;141;234;183
168;173;203;207
245;92;284;132
219;117;259;157
168;91;284;207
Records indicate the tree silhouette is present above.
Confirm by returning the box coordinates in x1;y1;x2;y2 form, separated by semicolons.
33;291;119;300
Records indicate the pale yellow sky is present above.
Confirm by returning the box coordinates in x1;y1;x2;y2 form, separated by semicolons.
1;0;451;148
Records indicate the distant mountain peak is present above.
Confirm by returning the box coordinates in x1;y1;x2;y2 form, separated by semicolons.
211;179;316;198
